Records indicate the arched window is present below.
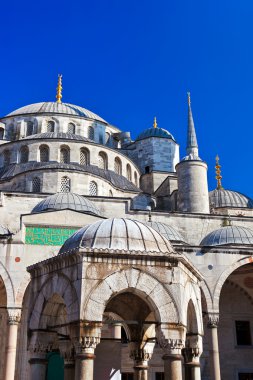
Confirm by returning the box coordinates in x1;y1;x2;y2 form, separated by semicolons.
60;176;71;192
114;157;122;175
126;164;132;181
67;123;75;134
89;181;97;196
26;121;33;136
39;145;49;162
98;152;107;170
80;148;89;166
60;146;70;163
32;177;41;192
0;128;5;140
47;120;55;133
20;146;29;163
88;126;94;140
3;150;10;166
134;172;138;187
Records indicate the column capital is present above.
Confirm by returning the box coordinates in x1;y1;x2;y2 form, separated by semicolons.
73;335;100;356
207;312;219;328
159;338;184;356
130;348;152;363
7;308;21;325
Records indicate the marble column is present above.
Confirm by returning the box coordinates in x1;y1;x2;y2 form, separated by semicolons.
130;348;151;380
4;308;21;380
183;346;201;380
29;354;48;380
74;336;100;380
159;338;184;380
207;313;221;380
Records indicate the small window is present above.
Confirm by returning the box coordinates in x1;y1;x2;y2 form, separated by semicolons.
99;133;103;144
60;176;71;192
47;120;55;133
134;172;138;186
126;164;132;181
39;145;49;162
145;166;150;174
88;126;94;140
114;157;122;175
67;123;75;134
20;146;29;163
32;177;41;193
80;148;89;166
105;132;110;144
122;374;134;380
60;147;70;164
156;373;164;380
0;128;4;140
98;152;107;170
89;181;97;196
26;121;33;136
3;150;10;166
235;321;251;345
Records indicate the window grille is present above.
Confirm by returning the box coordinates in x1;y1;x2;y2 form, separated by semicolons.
39;145;49;162
26;121;33;136
80;149;88;166
88;126;94;140
32;177;41;193
47;120;55;133
98;153;107;169
114;158;122;175
67;123;75;134
89;181;97;196
126;164;132;181
3;150;10;166
60;176;71;192
20;146;29;163
60;147;70;163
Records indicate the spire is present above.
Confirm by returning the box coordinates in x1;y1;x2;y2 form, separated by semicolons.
153;116;157;128
56;74;63;104
186;92;199;157
215;155;223;189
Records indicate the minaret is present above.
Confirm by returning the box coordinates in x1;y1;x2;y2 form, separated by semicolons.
175;93;210;213
56;74;63;104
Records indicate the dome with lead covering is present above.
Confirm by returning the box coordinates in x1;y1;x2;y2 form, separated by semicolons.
200;226;253;246
59;218;174;255
136;127;175;142
145;221;186;243
209;188;253;209
32;192;102;216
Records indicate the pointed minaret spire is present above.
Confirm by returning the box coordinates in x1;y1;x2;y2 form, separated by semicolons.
153;116;157;128
186;92;199;158
215;155;223;189
56;74;63;104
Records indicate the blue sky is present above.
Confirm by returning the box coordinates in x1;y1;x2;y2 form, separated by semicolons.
1;0;253;196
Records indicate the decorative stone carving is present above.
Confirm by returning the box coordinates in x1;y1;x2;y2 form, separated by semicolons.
7;309;21;325
157;329;184;356
130;349;152;363
73;336;101;355
207;313;219;328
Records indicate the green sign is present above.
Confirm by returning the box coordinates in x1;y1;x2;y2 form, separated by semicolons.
25;226;78;246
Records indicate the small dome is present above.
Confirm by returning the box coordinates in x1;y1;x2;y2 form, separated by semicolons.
209;188;253;209
145;221;186;243
200;225;253;246
6;102;107;123
32;192;102;216
59;218;174;255
136;127;175;142
0;225;11;236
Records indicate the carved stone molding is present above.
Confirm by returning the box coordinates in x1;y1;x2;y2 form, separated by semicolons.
7;309;21;325
207;313;219;328
157;329;184;356
182;346;200;363
73;336;101;355
130;348;152;363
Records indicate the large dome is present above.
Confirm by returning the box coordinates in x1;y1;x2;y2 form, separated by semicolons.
209;188;253;209
145;221;186;243
59;218;174;255
32;192;102;216
200;225;253;246
6;102;107;123
136;127;175;142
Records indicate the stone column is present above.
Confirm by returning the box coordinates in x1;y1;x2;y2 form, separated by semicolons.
74;335;101;380
183;346;201;380
160;338;184;380
207;313;221;380
29;353;48;380
59;340;75;380
4;308;21;380
130;348;151;380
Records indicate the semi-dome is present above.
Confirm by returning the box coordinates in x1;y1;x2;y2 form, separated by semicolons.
200;225;253;246
145;221;186;243
59;218;174;255
6;102;107;123
136;127;175;142
32;192;102;216
209;188;253;209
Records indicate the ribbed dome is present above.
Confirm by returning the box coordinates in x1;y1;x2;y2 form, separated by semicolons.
136;127;175;142
145;221;186;243
59;218;174;255
6;102;107;123
209;188;253;209
0;225;11;236
200;226;253;246
32;192;101;216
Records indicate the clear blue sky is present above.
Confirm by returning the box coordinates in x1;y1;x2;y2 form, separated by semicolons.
1;0;253;196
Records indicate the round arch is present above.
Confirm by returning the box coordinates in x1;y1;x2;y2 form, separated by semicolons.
182;281;203;334
0;261;15;307
83;268;180;323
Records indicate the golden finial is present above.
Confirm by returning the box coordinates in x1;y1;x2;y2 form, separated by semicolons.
56;74;63;104
153;116;157;128
187;92;191;106
215;154;223;190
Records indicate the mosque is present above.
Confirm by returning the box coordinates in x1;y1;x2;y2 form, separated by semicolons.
0;75;252;380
